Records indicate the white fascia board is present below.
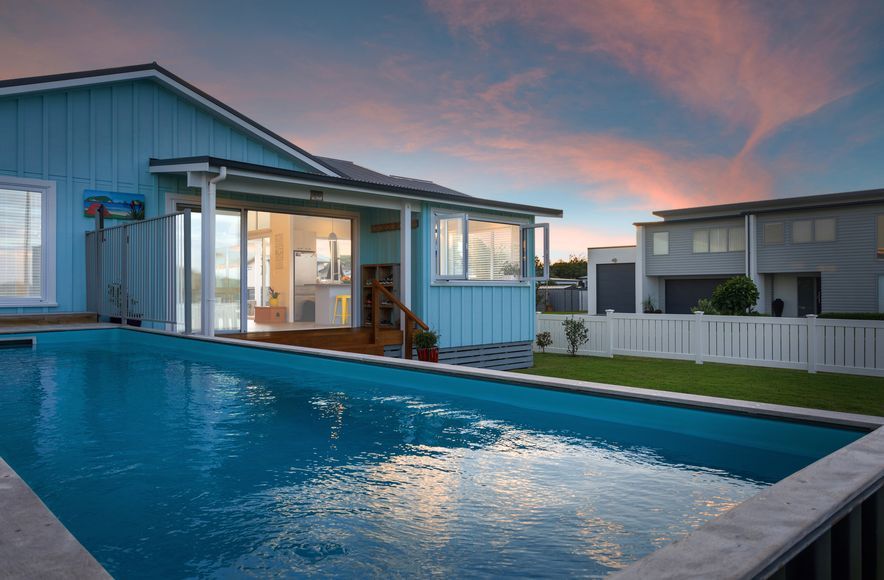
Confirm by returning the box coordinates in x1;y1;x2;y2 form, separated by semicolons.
0;69;338;177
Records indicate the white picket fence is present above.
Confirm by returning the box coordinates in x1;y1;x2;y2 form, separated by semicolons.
535;312;884;377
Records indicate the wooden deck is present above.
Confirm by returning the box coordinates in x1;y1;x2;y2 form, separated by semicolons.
0;312;98;327
225;326;404;356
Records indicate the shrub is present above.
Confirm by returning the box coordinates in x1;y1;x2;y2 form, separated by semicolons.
711;275;759;315
691;297;719;315
535;331;553;353
562;316;589;356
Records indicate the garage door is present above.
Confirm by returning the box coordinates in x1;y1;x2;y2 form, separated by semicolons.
664;278;727;314
596;263;635;313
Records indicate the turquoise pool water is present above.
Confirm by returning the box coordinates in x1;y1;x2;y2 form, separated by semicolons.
0;329;862;578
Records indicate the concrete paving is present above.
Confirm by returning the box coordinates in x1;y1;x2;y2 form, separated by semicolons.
0;458;109;579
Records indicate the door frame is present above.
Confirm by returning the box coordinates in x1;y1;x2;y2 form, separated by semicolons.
165;192;361;331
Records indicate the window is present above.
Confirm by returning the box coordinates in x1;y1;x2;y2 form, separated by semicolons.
815;218;835;242
692;226;744;253
764;222;784;245
0;178;56;306
692;230;709;253
652;232;669;255
467;220;520;281
433;212;549;282
878;216;884;258
793;218;835;243
728;227;745;251
793;220;813;243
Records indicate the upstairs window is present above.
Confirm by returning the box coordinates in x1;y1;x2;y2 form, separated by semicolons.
878;216;884;258
0;178;56;306
652;232;669;255
793;218;835;243
692;226;744;253
434;212;549;282
764;222;784;245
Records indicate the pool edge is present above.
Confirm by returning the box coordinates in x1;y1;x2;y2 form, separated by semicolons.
0;457;110;579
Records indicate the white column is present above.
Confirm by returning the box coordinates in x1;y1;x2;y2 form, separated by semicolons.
634;225;645;313
747;213;766;313
400;201;412;328
200;174;216;337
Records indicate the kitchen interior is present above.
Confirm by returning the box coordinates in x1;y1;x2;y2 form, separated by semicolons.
246;211;353;331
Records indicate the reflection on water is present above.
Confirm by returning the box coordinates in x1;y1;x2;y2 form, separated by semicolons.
0;335;849;578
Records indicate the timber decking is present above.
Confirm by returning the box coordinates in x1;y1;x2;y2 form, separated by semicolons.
226;326;404;356
0;312;98;327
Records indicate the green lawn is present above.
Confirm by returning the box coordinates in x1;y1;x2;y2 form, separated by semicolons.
516;353;884;416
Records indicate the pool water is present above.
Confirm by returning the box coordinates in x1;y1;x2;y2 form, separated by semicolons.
0;330;861;578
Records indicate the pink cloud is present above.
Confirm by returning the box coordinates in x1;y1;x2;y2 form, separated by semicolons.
427;0;868;157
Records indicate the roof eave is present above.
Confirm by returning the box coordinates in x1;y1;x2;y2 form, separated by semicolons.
150;156;564;218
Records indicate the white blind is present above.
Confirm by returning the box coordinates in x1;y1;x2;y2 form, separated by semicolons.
0;188;42;298
467;220;520;280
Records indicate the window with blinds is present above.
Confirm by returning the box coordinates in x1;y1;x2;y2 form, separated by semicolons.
467;220;520;280
0;187;43;299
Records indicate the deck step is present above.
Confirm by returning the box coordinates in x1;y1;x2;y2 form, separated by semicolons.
226;327;402;355
0;312;98;327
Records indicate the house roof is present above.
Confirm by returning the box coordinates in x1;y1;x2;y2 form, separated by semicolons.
317;157;470;198
0;63;341;177
150;156;563;217
652;187;884;221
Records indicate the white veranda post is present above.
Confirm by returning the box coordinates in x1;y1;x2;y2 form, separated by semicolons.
196;167;227;337
400;202;412;343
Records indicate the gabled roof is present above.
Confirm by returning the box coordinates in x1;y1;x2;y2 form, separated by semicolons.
149;156;563;217
653;187;884;221
0;63;340;176
317;156;470;197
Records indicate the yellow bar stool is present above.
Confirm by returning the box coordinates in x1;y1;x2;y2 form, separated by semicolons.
333;294;351;325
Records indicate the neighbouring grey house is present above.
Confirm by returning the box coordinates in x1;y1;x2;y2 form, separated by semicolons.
589;187;884;316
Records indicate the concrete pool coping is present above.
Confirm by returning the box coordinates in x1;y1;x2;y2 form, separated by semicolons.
0;458;109;579
2;322;882;431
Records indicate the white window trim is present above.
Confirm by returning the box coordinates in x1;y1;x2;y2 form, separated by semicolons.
432;209;537;286
0;176;57;308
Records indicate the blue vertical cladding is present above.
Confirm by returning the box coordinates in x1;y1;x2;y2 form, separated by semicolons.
415;204;535;349
0;79;318;314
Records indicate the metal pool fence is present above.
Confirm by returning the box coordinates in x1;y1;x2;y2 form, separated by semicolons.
85;210;192;331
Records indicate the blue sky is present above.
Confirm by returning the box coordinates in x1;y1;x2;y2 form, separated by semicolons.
1;0;883;258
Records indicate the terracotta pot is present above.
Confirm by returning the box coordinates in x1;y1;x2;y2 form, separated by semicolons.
417;347;439;363
269;297;279;306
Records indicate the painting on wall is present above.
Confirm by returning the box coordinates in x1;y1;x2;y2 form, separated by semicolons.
83;190;145;221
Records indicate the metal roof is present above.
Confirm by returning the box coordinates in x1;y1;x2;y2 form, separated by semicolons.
317;157;471;198
653;187;884;221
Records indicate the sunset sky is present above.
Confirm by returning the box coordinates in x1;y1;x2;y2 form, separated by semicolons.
2;0;883;259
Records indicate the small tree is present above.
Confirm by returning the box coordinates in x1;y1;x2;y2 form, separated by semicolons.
711;275;759;315
562;316;589;356
535;331;552;353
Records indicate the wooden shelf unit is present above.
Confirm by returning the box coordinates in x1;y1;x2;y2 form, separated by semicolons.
361;263;400;328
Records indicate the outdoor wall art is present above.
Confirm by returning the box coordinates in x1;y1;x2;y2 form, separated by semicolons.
83;190;145;220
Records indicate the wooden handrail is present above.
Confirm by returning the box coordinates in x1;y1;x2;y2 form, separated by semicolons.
371;280;429;359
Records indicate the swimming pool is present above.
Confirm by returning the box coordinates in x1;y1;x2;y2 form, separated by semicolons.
0;328;864;578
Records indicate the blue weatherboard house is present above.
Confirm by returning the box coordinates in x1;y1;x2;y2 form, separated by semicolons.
0;63;559;369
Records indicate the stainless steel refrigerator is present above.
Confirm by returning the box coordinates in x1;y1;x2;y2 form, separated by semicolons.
292;251;317;322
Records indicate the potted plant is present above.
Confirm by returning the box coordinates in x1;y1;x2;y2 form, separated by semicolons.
268;287;280;307
414;329;440;363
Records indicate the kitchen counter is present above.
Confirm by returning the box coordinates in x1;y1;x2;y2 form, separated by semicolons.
309;283;352;325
